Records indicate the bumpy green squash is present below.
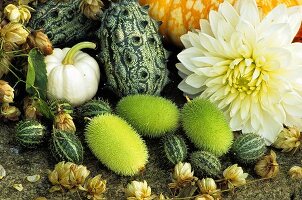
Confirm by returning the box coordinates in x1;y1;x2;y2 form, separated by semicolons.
97;0;169;97
28;0;100;46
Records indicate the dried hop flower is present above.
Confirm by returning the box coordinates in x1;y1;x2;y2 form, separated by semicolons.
85;175;107;200
4;4;21;23
48;161;90;192
0;80;14;103
274;127;302;153
169;162;195;189
80;0;104;20
255;150;279;178
223;164;248;189
197;178;221;199
125;180;156;200
23;96;42;120
1;22;29;45
1;104;21;121
54;112;76;133
289;166;302;179
0;49;13;79
27;30;53;55
195;194;215;200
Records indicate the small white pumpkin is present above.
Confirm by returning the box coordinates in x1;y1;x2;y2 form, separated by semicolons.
45;42;100;106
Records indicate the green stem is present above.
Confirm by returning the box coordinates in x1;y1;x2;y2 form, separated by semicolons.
62;42;96;65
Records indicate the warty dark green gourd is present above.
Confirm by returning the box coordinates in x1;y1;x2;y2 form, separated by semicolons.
97;0;169;97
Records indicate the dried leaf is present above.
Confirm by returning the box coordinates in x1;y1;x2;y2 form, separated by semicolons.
49;185;62;193
26;174;41;183
0;165;6;180
13;184;24;191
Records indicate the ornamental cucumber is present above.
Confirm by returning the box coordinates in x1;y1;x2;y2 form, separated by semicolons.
85;114;148;176
116;94;179;137
190;151;221;177
181;98;233;156
50;130;84;164
230;133;266;164
15;120;46;148
161;134;187;165
78;99;112;118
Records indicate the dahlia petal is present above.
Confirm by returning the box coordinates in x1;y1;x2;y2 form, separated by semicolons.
185;74;207;88
240;97;250;120
286;6;302;40
200;19;214;37
178;80;202;95
209;10;224;39
176;63;192;76
258;5;288;32
219;1;239;28
180;34;193;48
236;0;260;27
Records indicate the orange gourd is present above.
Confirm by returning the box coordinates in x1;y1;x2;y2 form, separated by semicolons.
139;0;302;47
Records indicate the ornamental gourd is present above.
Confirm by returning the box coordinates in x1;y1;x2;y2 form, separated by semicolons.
45;42;100;106
139;0;302;47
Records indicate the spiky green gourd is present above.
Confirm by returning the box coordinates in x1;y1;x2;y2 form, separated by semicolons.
97;0;169;96
85;114;148;176
28;0;100;46
50;130;84;164
116;95;179;137
230;133;266;164
78;99;112;118
49;99;73;116
190;151;221;177
15;120;46;148
161;134;187;165
181;99;233;156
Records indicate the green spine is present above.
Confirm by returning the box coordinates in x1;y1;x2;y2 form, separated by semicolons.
190;151;221;177
162;134;187;165
50;130;83;164
78;99;112;118
15;120;46;148
231;133;266;164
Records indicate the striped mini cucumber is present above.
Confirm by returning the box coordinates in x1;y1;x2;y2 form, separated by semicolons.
230;133;266;164
78;99;112;118
50;130;84;164
49;99;73;116
15;120;46;148
190;151;221;177
161;134;187;165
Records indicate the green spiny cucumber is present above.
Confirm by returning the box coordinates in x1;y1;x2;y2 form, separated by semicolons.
116;94;179;137
85;114;148;176
181;98;233;156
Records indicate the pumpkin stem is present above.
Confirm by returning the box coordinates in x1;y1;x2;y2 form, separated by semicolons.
62;42;96;65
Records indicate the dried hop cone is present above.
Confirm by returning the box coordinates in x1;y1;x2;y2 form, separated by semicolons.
23;96;42;120
1;22;29;45
80;0;104;20
48;161;90;191
223;164;248;189
169;162;195;189
195;194;215;200
197;178;221;199
4;4;33;24
0;49;12;79
289;166;302;179
54;112;76;133
0;104;21;121
85;175;107;200
0;80;14;103
274;126;302;153
255;150;279;178
125;180;156;200
27;30;53;55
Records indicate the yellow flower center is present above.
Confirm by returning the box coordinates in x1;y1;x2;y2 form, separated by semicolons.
223;57;268;95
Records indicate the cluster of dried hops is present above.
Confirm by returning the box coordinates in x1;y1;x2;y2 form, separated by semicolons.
0;80;20;121
48;161;107;199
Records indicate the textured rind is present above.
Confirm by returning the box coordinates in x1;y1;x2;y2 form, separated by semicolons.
28;0;100;46
116;94;179;137
161;134;187;165
190;151;221;177
231;133;266;164
78;99;112;118
49;99;73;116
97;0;169;97
50;130;84;164
15;120;46;148
85;114;148;176
181;98;233;156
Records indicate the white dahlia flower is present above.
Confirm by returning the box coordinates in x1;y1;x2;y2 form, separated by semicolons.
177;0;302;144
